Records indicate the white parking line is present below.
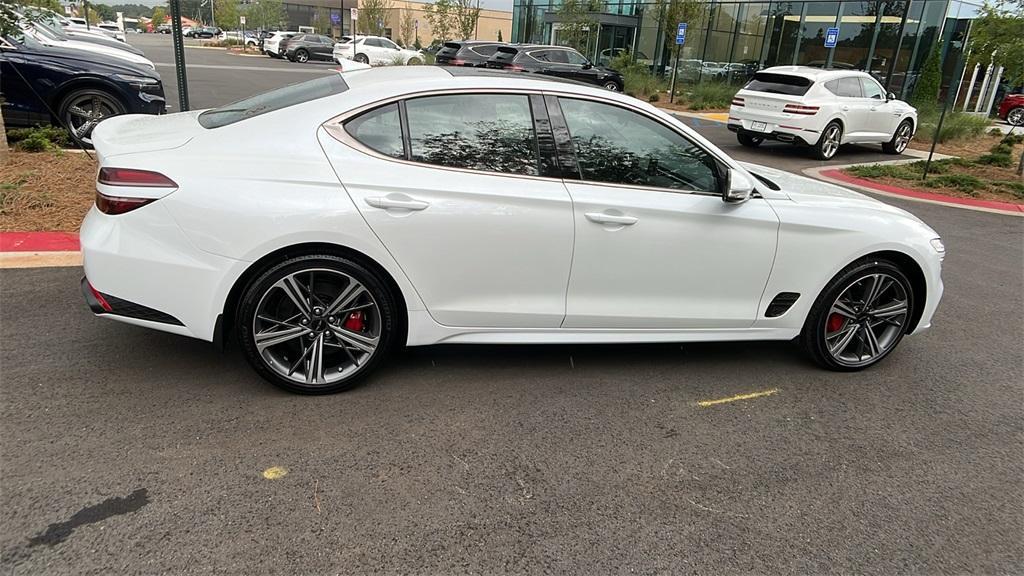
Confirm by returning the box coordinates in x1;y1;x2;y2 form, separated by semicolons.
153;63;336;74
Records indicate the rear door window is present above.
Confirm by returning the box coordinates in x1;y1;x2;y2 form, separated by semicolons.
743;73;813;96
345;103;404;158
405;94;539;176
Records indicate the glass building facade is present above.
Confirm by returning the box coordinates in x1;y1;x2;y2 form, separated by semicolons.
512;0;983;100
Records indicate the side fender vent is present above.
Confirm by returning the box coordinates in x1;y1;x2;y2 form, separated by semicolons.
766;292;800;318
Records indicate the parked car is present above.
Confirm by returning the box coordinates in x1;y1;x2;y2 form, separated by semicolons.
78;66;945;394
486;44;624;91
42;12;146;56
181;26;194;36
0;30;165;147
191;26;221;39
263;31;297;57
434;40;505;67
220;30;259;46
596;47;652;68
284;33;336;62
22;21;156;70
729;67;917;160
96;22;126;42
996;93;1024;126
156;24;171;34
333;35;423;66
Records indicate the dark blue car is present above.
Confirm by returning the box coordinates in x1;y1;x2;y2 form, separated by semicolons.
0;31;165;147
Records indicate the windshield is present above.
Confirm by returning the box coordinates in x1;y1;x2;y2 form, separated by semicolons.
198;74;349;128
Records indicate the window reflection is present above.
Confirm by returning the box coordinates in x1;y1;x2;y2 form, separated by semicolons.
559;98;719;193
405;94;540;176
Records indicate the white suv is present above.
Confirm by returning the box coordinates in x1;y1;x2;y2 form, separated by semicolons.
728;66;917;160
333;35;423;66
263;31;298;58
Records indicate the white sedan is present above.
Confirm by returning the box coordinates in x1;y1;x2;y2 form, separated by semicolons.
333;35;423;66
82;67;944;394
729;66;917;160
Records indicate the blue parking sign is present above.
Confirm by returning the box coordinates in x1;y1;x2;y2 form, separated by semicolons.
676;22;687;45
825;27;839;48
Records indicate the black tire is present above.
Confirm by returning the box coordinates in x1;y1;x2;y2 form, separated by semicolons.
237;254;399;394
882;119;913;154
603;81;621;92
811;121;843;160
1007;107;1024;126
354;53;369;64
407;57;422;65
800;258;915;371
295;49;309;63
737;132;763;147
58;87;127;149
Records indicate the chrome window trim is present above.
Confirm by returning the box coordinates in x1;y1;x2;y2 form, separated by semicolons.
322;86;742;198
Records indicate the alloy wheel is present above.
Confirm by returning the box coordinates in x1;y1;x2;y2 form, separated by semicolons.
1008;108;1024;126
604;81;619;91
296;50;309;63
894;123;912;153
252;268;381;386
64;93;120;146
824;272;909;367
821;124;841;159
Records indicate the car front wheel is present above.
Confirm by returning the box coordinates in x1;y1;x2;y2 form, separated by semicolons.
237;254;398;394
603;81;620;91
883;120;913;154
295;49;309;63
801;258;914;371
60;88;127;148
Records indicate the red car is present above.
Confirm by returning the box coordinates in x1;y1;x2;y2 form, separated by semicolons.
997;93;1024;126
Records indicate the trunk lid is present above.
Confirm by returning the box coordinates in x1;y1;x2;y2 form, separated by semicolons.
738;72;814;112
91;111;204;159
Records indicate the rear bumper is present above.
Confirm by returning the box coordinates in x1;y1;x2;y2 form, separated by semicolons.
728;122;817;146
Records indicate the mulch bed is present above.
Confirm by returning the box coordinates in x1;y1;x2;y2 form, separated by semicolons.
1;151;97;232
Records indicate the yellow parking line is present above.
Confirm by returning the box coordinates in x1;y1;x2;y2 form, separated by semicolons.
701;112;731;122
698;388;778;407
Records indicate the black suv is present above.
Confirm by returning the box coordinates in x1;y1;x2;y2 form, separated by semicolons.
435;41;505;67
485;45;624;92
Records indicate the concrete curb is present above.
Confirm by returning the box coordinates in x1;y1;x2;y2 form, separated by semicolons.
804;165;1024;217
0;251;82;268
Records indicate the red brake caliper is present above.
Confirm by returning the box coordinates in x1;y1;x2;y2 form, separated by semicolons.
827;313;844;333
343;311;365;332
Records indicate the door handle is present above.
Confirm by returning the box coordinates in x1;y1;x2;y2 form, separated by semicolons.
365;196;429;211
585;212;638;225
841;106;850;111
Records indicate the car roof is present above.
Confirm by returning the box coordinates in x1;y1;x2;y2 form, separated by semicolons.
759;66;871;81
339;66;609;99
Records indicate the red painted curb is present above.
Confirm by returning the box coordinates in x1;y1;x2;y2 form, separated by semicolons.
0;231;80;252
822;169;1024;213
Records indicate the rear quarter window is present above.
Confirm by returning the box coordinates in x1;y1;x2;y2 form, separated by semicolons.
743;73;813;96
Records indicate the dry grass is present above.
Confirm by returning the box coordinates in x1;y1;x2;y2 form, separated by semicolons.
1;151;97;231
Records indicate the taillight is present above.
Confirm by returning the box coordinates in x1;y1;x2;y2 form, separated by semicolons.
95;192;156;215
98;167;178;187
508;64;525;72
731;97;745;106
783;104;820;115
450;58;466;66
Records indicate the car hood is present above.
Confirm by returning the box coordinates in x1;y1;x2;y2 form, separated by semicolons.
91;111;204;159
739;161;927;223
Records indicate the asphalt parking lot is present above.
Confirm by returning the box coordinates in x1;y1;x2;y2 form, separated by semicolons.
2;36;1022;574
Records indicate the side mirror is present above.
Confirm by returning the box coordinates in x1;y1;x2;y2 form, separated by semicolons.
582;61;593;69
887;92;897;101
723;167;755;203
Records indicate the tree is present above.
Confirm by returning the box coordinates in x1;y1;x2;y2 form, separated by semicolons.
312;8;332;35
555;0;601;53
966;1;1024;91
423;0;454;43
215;1;240;30
497;28;502;42
911;40;942;112
453;0;481;40
655;0;707;62
248;0;286;30
359;0;392;36
397;7;415;46
151;6;167;27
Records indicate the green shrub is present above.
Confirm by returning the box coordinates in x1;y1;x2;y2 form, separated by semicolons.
927;173;985;193
683;81;736;111
610;50;664;100
6;125;70;148
648;92;661;103
14;133;52;152
993;181;1024;199
1001;133;1024;145
916;110;992;143
911;41;942;112
976;152;1013;166
846;163;917;179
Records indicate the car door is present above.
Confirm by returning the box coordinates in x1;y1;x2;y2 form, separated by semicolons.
859;77;899;138
553;96;779;329
831;76;870;141
0;41;52;126
379;37;401;62
562;49;597;85
363;38;385;64
318;92;574;328
530;49;573;79
311;36;330;59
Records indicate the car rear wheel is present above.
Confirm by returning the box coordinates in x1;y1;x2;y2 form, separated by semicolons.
354;53;369;64
237;255;398;394
1007;107;1024;126
59;88;127;149
295;49;309;63
737;133;763;147
800;258;913;371
883;120;913;154
407;57;422;65
812;122;842;160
